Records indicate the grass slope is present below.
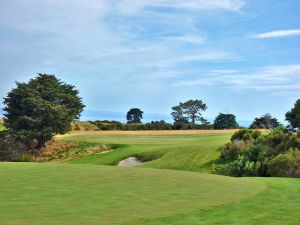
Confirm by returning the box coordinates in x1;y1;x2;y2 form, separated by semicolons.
0;163;266;225
58;131;232;172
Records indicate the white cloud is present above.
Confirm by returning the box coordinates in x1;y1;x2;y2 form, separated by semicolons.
116;0;245;15
173;64;300;93
252;29;300;39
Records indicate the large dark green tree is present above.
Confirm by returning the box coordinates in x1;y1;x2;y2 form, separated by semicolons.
3;74;85;148
250;113;280;130
286;99;300;129
171;99;207;126
213;113;239;129
126;108;143;123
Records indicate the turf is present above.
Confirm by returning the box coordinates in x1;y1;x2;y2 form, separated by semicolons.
58;132;232;172
0;162;266;225
1;131;299;225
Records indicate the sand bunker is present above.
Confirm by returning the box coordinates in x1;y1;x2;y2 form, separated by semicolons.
117;157;144;167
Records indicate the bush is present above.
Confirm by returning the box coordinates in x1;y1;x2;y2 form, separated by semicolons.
268;149;300;178
230;129;261;142
229;155;257;177
220;140;250;160
0;131;30;161
172;121;192;130
260;128;300;157
219;128;300;178
144;121;172;130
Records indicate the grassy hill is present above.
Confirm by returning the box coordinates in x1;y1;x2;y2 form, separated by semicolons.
0;130;299;225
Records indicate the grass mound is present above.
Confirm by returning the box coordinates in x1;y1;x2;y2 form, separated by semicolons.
0;163;265;225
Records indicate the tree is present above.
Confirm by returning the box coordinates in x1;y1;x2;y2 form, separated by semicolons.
126;108;143;123
3;74;85;149
213;113;239;129
286;99;300;129
171;99;207;126
171;105;187;122
250;113;280;130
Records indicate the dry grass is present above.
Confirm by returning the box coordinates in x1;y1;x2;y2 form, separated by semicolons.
58;129;239;137
32;141;110;162
71;121;99;131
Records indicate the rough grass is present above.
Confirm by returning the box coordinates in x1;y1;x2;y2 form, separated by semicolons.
0;163;266;225
71;121;99;131
59;129;238;136
33;141;111;162
57;131;235;172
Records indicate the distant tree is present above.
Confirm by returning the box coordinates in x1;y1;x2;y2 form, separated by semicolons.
171;105;187;122
3;74;85;149
171;99;207;126
126;108;143;123
250;114;281;130
213;113;239;129
286;99;300;129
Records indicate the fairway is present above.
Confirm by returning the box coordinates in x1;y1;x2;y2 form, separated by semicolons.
0;163;266;225
58;130;234;172
1;131;299;225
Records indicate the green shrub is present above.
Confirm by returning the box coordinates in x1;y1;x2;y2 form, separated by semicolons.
11;154;31;162
230;129;261;142
260;129;300;157
172;121;192;130
144;120;172;130
219;128;300;178
268;149;300;178
229;155;257;177
220;140;250;161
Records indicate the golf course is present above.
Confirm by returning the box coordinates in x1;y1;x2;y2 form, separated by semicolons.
0;130;299;225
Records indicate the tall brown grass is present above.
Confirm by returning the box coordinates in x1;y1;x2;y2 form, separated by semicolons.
59;129;239;137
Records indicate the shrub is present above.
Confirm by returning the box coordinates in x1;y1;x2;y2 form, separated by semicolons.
268;149;300;178
260;128;300;157
144;121;172;130
172;121;192;130
0;131;29;161
229;155;257;177
220;140;250;160
230;129;261;142
219;128;300;177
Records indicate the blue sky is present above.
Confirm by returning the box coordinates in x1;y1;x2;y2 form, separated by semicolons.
0;0;300;124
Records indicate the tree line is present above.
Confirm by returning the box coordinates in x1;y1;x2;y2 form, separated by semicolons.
105;100;281;131
0;74;299;161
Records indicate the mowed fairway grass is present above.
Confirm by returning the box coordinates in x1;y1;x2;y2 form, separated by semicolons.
58;130;235;172
0;130;299;225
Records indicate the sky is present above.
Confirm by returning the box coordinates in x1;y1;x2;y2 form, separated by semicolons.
0;0;300;124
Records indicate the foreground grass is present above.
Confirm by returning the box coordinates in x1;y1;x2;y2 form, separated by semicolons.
0;163;266;225
58;130;234;172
